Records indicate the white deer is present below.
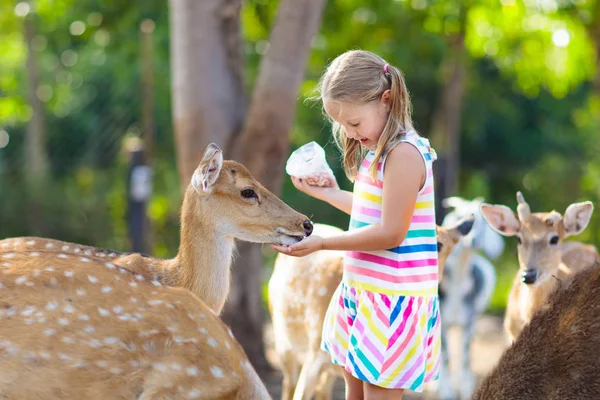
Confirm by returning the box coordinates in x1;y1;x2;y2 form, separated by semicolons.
480;191;599;343
0;246;272;399
0;143;313;315
437;196;504;400
268;217;474;400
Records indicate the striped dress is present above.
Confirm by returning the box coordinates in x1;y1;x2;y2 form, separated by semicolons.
321;131;440;392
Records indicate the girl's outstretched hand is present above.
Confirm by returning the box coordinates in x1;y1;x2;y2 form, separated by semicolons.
271;235;324;257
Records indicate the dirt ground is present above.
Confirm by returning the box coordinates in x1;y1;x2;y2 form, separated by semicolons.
262;315;508;400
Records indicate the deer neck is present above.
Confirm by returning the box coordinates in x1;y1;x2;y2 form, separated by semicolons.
164;193;235;314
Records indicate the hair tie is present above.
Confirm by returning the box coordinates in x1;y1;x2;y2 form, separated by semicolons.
383;64;389;73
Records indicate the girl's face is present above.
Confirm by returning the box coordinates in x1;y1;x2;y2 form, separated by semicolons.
323;91;390;150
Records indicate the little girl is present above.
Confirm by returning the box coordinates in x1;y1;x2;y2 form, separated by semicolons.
272;50;440;399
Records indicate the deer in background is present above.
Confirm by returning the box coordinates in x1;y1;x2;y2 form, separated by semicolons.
0;244;272;399
268;217;474;400
0;143;313;315
480;191;598;343
473;260;600;400
437;196;504;400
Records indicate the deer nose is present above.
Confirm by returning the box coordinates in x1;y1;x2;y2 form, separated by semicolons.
521;269;537;285
303;220;313;237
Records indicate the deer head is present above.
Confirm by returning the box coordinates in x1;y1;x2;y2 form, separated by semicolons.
186;143;313;246
436;214;475;280
480;191;594;285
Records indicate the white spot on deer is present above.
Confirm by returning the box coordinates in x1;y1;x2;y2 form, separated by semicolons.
58;318;70;326
74;248;81;253
211;366;224;378
114;276;121;281
110;367;122;374
84;250;92;256
84;325;96;334
148;300;163;306
81;257;90;263
98;307;110;317
95;360;109;368
58;353;72;361
103;337;120;345
97;252;106;258
21;306;36;317
33;269;41;276
129;281;137;287
153;362;167;372
188;389;201;399
119;268;128;274
39;351;51;360
2;262;10;267
136;275;144;281
89;339;102;348
2;253;15;259
76;289;87;296
26;240;35;245
64;270;74;277
130;360;141;368
199;327;208;334
88;275;98;284
109;253;116;258
45;267;55;272
170;363;182;371
152;280;161;286
50;278;58;286
58;254;68;259
63;304;75;313
187;366;199;376
45;243;54;248
318;287;328;296
112;306;123;314
62;246;70;251
46;301;59;312
130;297;138;303
30;252;40;257
225;341;231;350
105;262;116;270
208;338;218;347
101;286;112;294
78;313;90;321
62;336;75;344
43;328;56;336
14;276;27;286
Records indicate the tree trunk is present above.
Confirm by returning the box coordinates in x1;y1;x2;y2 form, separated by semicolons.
23;8;48;235
222;0;326;374
169;0;245;190
429;8;468;224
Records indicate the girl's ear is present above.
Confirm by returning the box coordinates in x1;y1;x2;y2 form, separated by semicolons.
381;89;391;104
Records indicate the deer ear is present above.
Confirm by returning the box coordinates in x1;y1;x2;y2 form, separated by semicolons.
192;143;223;194
563;201;594;237
480;203;520;237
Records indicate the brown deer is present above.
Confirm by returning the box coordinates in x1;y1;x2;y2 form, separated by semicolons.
480;191;598;342
0;244;272;399
0;143;313;315
473;260;600;400
268;217;474;400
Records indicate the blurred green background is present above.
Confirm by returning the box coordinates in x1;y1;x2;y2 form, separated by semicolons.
1;0;599;315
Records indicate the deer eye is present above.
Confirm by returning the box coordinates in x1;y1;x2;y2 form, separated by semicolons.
549;235;559;246
241;189;257;199
436;242;443;252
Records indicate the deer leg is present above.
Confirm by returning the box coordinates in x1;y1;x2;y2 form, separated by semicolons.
459;315;476;400
437;325;457;400
280;350;300;400
293;350;330;400
314;361;339;400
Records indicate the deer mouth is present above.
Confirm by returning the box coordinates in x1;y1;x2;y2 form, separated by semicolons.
278;234;305;246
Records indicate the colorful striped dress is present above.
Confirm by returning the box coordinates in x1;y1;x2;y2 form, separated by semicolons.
321;131;440;392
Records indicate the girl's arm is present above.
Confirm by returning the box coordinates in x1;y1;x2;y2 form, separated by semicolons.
291;177;353;215
322;143;425;251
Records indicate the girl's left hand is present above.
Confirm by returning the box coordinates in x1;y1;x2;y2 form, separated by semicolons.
271;235;324;257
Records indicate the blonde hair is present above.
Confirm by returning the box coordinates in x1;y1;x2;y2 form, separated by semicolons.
317;50;414;181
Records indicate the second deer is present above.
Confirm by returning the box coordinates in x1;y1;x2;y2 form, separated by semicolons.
480;191;599;342
268;217;474;400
